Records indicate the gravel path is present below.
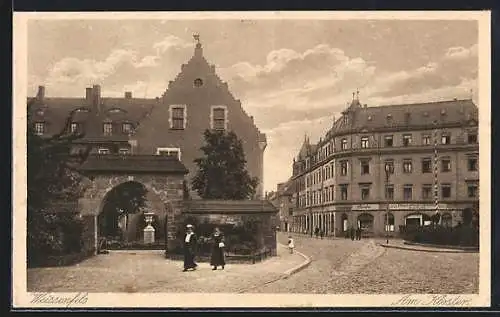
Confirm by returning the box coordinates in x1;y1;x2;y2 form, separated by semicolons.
27;244;305;293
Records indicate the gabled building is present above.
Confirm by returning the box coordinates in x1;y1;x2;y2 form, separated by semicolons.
288;94;479;237
28;37;267;199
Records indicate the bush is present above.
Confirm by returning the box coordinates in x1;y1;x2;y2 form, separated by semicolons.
400;224;479;247
27;211;85;267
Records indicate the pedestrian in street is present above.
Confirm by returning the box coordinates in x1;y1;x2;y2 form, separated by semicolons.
210;227;226;270
320;229;324;239
349;226;355;241
287;236;295;254
182;224;198;272
356;227;362;240
314;227;320;239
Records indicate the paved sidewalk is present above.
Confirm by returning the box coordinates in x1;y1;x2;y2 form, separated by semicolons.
27;244;305;293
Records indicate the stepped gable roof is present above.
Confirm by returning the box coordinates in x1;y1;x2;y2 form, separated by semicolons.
186;199;278;214
79;154;189;174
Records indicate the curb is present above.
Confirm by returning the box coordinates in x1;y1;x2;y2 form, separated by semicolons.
377;243;478;253
403;241;479;251
236;244;312;293
280;244;312;278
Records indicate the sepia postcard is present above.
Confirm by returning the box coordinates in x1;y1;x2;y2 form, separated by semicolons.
13;11;491;309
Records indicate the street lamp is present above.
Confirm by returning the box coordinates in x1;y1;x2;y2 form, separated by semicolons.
385;163;394;244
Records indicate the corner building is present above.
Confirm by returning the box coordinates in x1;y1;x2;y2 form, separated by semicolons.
289;97;479;238
28;39;267;199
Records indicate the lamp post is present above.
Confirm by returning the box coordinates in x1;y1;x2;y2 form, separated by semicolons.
385;163;393;244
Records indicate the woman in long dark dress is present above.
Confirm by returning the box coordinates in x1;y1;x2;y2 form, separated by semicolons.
210;227;225;270
183;224;198;272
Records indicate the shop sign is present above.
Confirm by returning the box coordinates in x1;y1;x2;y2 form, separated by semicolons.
388;203;448;210
351;204;379;211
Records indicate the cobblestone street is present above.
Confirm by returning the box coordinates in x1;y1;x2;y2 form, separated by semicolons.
27;244;305;293
248;233;479;294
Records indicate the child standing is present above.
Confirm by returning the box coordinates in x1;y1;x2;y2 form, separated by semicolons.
287;236;295;254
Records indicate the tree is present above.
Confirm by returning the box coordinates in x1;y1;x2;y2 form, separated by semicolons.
192;130;258;200
27;98;91;264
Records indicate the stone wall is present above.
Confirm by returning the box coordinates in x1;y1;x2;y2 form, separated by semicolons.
167;200;279;260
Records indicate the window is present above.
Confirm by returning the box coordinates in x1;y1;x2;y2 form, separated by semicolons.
441;134;451;145
360;160;370;175
340;185;348;201
402;134;412;147
403;159;413;173
403;185;413;201
441;158;451;172
194;78;203;87
70;122;78;133
340;161;348;176
170;106;186;130
385;185;394;200
103;123;113;136
467;182;478;198
341;138;348;150
122;122;132;134
384;135;393;147
384;213;395;232
360;136;369;148
360;185;370;200
441;184;452;199
156;147;181;160
422;158;432;173
119;148;130;155
422;184;433;200
211;106;227;130
468;157;478;171
34;122;45;135
384;160;394;175
422;134;431;145
468;133;478;144
98;148;110;155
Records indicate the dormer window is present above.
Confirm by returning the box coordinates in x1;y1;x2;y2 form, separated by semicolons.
194;78;203;87
441;109;447;115
169;105;187;130
119;148;130;155
386;114;393;123
36;109;45;116
211;106;228;131
98;148;110;155
70;122;78;133
122;122;132;134
34;122;45;136
103;123;113;136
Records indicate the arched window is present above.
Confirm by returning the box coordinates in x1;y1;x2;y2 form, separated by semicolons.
441;213;453;227
384;213;395;232
341;213;348;232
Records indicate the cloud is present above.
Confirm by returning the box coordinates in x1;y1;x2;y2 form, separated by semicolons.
40;35;193;97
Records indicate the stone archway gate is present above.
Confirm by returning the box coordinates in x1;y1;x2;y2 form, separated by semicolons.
77;154;189;255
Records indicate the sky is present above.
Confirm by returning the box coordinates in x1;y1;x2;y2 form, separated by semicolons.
27;18;479;193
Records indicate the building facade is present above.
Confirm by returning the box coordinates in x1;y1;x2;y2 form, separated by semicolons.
268;183;294;232
28;38;267;199
288;96;479;238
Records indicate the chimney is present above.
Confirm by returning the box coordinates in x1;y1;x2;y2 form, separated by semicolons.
37;86;45;101
85;87;93;104
92;85;101;112
125;91;132;99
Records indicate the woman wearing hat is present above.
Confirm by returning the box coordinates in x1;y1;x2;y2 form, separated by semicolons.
183;224;198;272
210;227;226;270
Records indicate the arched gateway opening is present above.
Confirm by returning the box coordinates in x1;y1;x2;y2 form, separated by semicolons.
97;181;167;247
77;154;188;255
